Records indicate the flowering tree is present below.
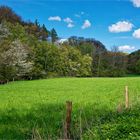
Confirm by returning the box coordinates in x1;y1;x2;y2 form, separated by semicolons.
0;22;11;41
0;40;33;80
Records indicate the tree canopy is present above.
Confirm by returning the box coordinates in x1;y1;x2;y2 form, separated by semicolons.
0;5;139;82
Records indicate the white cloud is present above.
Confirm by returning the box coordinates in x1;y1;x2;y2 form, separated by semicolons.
67;23;74;28
131;0;140;7
108;21;133;33
63;17;74;28
81;20;91;29
133;28;140;39
64;17;73;23
48;16;61;21
118;45;135;52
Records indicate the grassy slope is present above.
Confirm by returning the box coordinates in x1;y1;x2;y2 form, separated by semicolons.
0;78;140;139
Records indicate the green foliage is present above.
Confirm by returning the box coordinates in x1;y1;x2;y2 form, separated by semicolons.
135;60;140;74
50;28;58;43
128;50;140;75
7;22;28;42
0;18;92;81
66;37;128;77
58;46;92;77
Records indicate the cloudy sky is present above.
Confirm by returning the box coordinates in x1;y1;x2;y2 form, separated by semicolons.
0;0;140;52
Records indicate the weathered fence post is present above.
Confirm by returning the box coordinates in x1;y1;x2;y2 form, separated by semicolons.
64;101;72;139
125;86;129;109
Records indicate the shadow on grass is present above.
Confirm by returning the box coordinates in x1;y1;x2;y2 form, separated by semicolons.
0;103;140;139
0;103;65;140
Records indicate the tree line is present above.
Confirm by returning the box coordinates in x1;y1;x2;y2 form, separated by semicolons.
0;6;139;83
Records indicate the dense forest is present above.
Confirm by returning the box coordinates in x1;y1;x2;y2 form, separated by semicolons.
0;6;140;83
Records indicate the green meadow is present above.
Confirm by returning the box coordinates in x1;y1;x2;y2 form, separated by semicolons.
0;78;140;139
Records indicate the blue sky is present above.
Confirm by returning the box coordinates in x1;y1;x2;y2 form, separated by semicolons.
0;0;140;52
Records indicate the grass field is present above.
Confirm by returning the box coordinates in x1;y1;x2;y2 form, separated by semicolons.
0;77;140;139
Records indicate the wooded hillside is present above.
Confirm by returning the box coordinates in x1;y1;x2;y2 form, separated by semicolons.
0;6;140;82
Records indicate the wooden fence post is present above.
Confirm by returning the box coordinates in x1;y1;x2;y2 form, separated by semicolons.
64;101;72;139
125;86;129;109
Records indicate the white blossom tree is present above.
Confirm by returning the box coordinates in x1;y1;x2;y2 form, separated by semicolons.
0;22;11;41
0;39;33;80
